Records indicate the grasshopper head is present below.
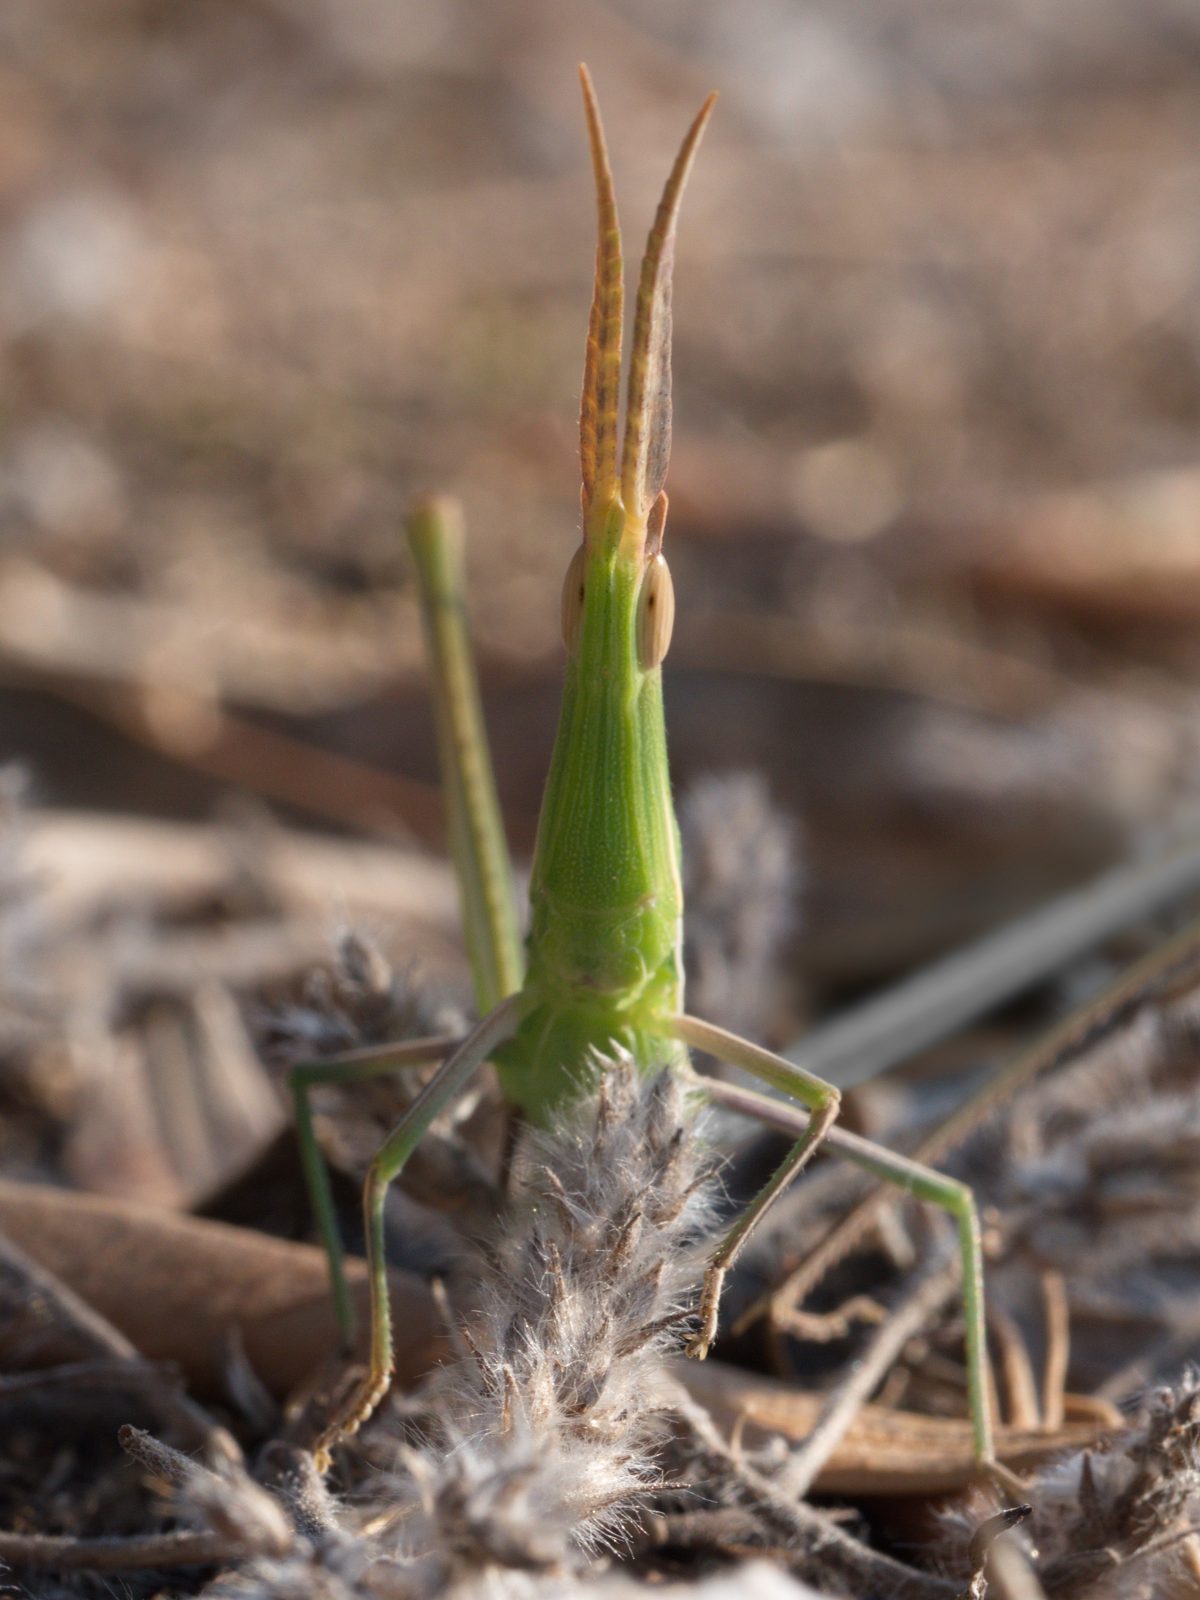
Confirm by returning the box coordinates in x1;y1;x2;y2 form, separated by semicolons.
558;66;715;690
560;489;674;677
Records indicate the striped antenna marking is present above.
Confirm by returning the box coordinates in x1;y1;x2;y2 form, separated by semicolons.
578;65;624;529
621;91;716;526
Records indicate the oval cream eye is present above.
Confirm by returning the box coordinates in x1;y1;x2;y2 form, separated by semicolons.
561;542;587;654
636;555;675;669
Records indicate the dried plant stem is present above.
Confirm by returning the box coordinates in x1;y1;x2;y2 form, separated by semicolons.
782;830;1200;1093
678;1359;1102;1495
779;1244;960;1498
986;1538;1049;1600
745;912;1200;1334
0;1528;236;1573
669;1381;958;1599
120;1423;211;1488
960;1506;1034;1600
117;1425;293;1561
987;1302;1041;1430
1039;1270;1070;1430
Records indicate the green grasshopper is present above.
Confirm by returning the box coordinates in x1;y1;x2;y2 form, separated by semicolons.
294;66;995;1473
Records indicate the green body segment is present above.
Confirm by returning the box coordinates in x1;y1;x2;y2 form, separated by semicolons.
497;523;686;1121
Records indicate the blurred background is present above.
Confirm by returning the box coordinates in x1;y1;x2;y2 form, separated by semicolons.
6;16;1200;1577
4;0;1200;1171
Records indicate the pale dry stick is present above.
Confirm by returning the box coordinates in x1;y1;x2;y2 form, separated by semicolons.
0;1529;237;1574
678;1360;1104;1496
778;1242;960;1499
782;829;1200;1093
119;1425;292;1554
961;1507;1036;1600
1040;1269;1070;1431
985;1540;1050;1600
987;1303;1042;1430
23;810;458;935
0;1423;289;1575
777;1293;886;1344
668;1380;959;1600
120;1422;216;1490
737;912;1200;1340
120;1423;288;1540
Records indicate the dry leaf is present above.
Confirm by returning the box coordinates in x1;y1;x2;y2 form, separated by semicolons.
0;1178;445;1396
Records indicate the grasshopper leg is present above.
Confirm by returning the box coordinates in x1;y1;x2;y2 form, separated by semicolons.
750;911;1200;1341
290;1035;464;1349
691;1067;996;1471
313;995;522;1467
408;498;524;1015
668;1015;841;1362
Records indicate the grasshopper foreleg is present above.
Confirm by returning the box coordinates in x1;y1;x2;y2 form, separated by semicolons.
290;1035;464;1349
312;995;522;1467
668;1015;841;1361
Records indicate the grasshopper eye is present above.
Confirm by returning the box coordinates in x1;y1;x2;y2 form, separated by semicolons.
636;555;675;669
561;542;587;654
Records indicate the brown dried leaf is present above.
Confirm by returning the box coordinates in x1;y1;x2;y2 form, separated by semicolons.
0;1179;444;1397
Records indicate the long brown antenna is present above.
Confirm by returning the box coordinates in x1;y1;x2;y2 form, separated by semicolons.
620;91;716;526
578;65;624;530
